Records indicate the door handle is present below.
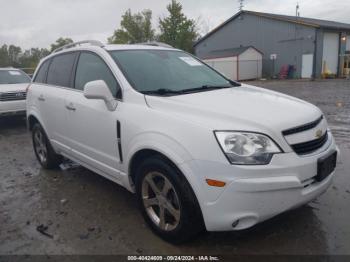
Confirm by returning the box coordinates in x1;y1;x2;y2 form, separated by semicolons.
65;103;76;111
38;95;45;101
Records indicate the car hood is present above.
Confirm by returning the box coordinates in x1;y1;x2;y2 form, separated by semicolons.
0;83;28;93
145;84;322;135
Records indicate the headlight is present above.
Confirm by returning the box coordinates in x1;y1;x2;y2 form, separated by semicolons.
214;131;282;165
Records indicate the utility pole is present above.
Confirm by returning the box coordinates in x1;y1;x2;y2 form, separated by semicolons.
296;2;300;17
238;0;244;12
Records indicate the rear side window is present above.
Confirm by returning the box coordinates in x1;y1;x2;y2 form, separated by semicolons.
75;52;121;98
47;52;77;87
34;59;50;83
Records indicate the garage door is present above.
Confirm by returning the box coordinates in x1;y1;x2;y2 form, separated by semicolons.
322;33;339;74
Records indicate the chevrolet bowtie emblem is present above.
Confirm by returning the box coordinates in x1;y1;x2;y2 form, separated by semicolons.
315;129;323;138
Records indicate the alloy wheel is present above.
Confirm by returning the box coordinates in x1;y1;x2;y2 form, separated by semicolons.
141;171;181;231
33;129;47;164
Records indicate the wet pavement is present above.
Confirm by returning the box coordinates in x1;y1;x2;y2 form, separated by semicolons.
0;79;349;255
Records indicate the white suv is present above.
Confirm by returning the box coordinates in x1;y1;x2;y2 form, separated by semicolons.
26;40;338;243
0;68;30;116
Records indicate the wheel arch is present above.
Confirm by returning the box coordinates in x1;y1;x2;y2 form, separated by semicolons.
127;145;200;198
27;109;47;133
28;114;40;131
128;149;176;187
128;147;205;229
125;132;194;188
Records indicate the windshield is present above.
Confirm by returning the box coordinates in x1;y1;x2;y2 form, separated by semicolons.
109;50;239;95
0;70;31;85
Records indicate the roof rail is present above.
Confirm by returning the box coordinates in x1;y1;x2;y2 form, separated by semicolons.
53;40;104;53
136;41;173;48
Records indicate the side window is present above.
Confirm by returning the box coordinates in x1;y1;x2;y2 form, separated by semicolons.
34;59;50;83
47;53;77;87
75;52;121;99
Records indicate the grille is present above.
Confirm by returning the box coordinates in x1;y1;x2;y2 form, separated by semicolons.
282;116;323;136
0;91;27;101
290;132;328;155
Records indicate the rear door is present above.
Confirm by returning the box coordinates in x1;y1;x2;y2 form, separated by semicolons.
65;51;123;179
41;52;78;153
30;59;50;124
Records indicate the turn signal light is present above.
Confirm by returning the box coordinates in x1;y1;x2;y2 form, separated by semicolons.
206;179;226;187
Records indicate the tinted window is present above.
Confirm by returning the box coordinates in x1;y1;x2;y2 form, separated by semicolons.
0;70;30;85
34;59;50;83
47;53;77;87
75;52;121;98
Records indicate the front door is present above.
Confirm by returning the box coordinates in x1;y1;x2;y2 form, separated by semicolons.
65;51;123;179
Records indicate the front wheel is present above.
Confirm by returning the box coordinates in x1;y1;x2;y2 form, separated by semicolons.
135;156;204;243
32;123;62;169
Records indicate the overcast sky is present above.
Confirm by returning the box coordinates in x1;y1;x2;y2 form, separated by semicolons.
0;0;349;49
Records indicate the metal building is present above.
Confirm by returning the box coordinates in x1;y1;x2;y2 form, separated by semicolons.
194;10;350;79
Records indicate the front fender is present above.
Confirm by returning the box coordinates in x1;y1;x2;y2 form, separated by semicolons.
125;131;206;210
125;131;194;167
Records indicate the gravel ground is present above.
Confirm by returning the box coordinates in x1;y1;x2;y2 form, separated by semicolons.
0;79;349;255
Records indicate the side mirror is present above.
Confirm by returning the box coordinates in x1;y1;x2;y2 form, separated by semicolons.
83;80;117;111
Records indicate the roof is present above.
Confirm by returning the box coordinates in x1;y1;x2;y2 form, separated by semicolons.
53;40;176;54
51;44;176;55
200;46;262;59
194;10;350;47
42;43;177;63
104;44;176;51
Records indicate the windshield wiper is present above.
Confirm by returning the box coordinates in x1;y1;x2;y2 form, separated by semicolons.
142;84;235;96
182;85;233;94
141;88;184;96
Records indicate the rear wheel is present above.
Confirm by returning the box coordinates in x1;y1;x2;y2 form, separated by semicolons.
32;123;62;169
135;155;204;243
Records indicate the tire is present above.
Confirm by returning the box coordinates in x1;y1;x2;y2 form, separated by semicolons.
135;155;204;243
32;123;62;169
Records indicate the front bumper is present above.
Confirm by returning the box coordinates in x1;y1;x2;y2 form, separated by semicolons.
0;100;26;116
182;132;338;231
